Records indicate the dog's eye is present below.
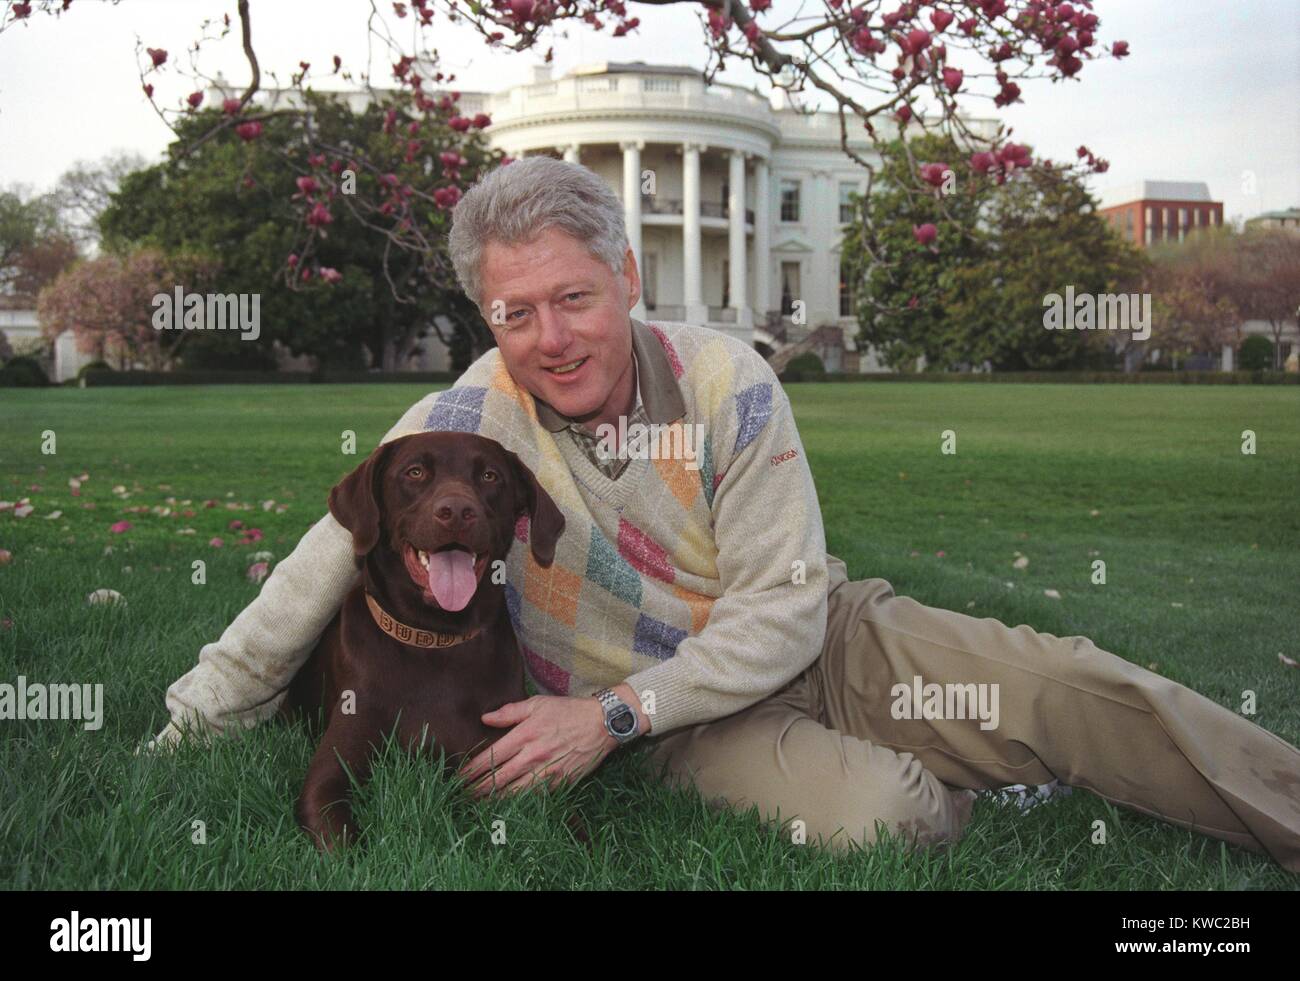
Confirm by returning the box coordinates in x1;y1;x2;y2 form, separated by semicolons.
482;469;498;482
405;466;424;479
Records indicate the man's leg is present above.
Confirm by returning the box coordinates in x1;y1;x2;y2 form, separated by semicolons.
810;555;1300;872
639;667;979;855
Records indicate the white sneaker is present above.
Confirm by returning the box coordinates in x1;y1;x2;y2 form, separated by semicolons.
983;778;1072;812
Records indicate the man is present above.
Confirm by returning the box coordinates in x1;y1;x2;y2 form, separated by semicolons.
149;157;1300;870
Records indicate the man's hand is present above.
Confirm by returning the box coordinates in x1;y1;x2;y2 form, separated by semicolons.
455;683;651;799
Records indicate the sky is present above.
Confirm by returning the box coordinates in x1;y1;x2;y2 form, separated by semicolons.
1;0;1297;224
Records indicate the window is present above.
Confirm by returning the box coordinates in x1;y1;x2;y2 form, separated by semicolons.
780;179;801;222
1124;209;1133;240
780;261;801;314
722;259;729;308
839;182;859;224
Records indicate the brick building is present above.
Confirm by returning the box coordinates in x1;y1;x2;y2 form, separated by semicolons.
1098;180;1223;249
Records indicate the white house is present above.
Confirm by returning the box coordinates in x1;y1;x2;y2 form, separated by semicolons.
213;61;998;373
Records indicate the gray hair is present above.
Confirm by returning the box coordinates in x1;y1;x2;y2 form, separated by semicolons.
448;155;629;312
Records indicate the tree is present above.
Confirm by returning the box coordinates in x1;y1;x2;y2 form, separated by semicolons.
843;131;1141;370
1232;229;1300;370
36;247;218;370
50;150;151;252
0;184;65;296
99;94;494;369
3;0;1127;324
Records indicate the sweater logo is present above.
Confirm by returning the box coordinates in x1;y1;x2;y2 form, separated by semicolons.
770;448;798;467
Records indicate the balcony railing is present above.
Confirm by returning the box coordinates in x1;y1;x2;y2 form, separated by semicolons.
639;195;754;224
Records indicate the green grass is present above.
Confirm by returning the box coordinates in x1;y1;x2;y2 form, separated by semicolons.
1;382;1297;889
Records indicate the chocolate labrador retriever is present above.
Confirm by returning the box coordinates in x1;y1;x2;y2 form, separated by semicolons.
278;431;567;852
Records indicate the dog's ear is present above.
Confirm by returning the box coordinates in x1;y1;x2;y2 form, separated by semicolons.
328;440;395;561
507;451;566;567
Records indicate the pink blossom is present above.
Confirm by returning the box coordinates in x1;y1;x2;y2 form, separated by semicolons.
12;3;32;18
894;103;913;123
970;151;995;173
750;0;771;11
143;83;154;99
147;47;168;68
994;81;1021;107
306;203;333;227
235;121;263;142
472;113;492;128
247;561;270;584
930;10;953;32
187;91;204;109
448;116;472;133
1112;40;1129;58
209;537;224;548
958;16;977;36
296;176;319;196
319;267;342;284
919;162;950;187
109;520;132;534
913;223;938;246
902;28;932;55
941;67;964;93
222;98;242;115
228;519;244;530
510;0;534;20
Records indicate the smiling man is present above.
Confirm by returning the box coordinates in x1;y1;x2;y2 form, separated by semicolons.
149;157;1300;871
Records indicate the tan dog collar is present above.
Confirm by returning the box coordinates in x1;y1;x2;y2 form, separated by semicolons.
364;592;484;649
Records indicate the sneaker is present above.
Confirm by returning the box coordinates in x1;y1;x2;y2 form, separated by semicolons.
982;778;1072;813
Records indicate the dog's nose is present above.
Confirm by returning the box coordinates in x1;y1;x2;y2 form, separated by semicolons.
431;491;480;532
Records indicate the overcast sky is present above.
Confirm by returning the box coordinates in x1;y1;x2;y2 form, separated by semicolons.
1;0;1296;223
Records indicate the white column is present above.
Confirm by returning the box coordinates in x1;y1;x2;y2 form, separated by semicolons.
753;156;770;325
728;150;751;329
811;168;833;325
682;141;707;324
561;143;581;163
621;140;646;321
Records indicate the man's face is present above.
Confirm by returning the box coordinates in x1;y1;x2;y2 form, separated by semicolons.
477;225;641;431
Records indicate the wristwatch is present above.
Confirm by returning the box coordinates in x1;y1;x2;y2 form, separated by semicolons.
593;687;640;745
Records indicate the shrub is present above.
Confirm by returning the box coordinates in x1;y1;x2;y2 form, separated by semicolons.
0;356;50;387
1239;335;1274;371
786;351;826;373
77;360;114;379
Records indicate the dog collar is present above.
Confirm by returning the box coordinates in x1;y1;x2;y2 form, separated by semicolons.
364;592;484;649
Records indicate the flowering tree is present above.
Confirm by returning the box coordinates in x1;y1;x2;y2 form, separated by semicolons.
36;247;217;369
3;0;1127;306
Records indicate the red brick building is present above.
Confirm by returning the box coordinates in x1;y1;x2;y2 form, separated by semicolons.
1098;180;1223;249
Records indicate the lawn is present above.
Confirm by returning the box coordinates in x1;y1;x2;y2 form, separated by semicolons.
1;381;1297;889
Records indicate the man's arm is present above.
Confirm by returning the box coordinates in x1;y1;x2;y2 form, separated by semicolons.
143;391;443;752
621;376;829;738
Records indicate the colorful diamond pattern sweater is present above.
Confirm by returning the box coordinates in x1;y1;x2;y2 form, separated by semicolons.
158;320;829;744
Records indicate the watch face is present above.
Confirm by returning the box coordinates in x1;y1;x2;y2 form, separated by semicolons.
610;708;636;736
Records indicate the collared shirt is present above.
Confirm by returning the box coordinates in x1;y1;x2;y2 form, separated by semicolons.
534;318;687;481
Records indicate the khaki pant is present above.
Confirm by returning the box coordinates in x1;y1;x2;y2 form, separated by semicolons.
640;554;1300;871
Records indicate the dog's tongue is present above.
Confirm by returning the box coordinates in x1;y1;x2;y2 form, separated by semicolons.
428;548;477;611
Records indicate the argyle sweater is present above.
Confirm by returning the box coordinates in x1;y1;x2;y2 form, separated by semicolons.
155;321;829;746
